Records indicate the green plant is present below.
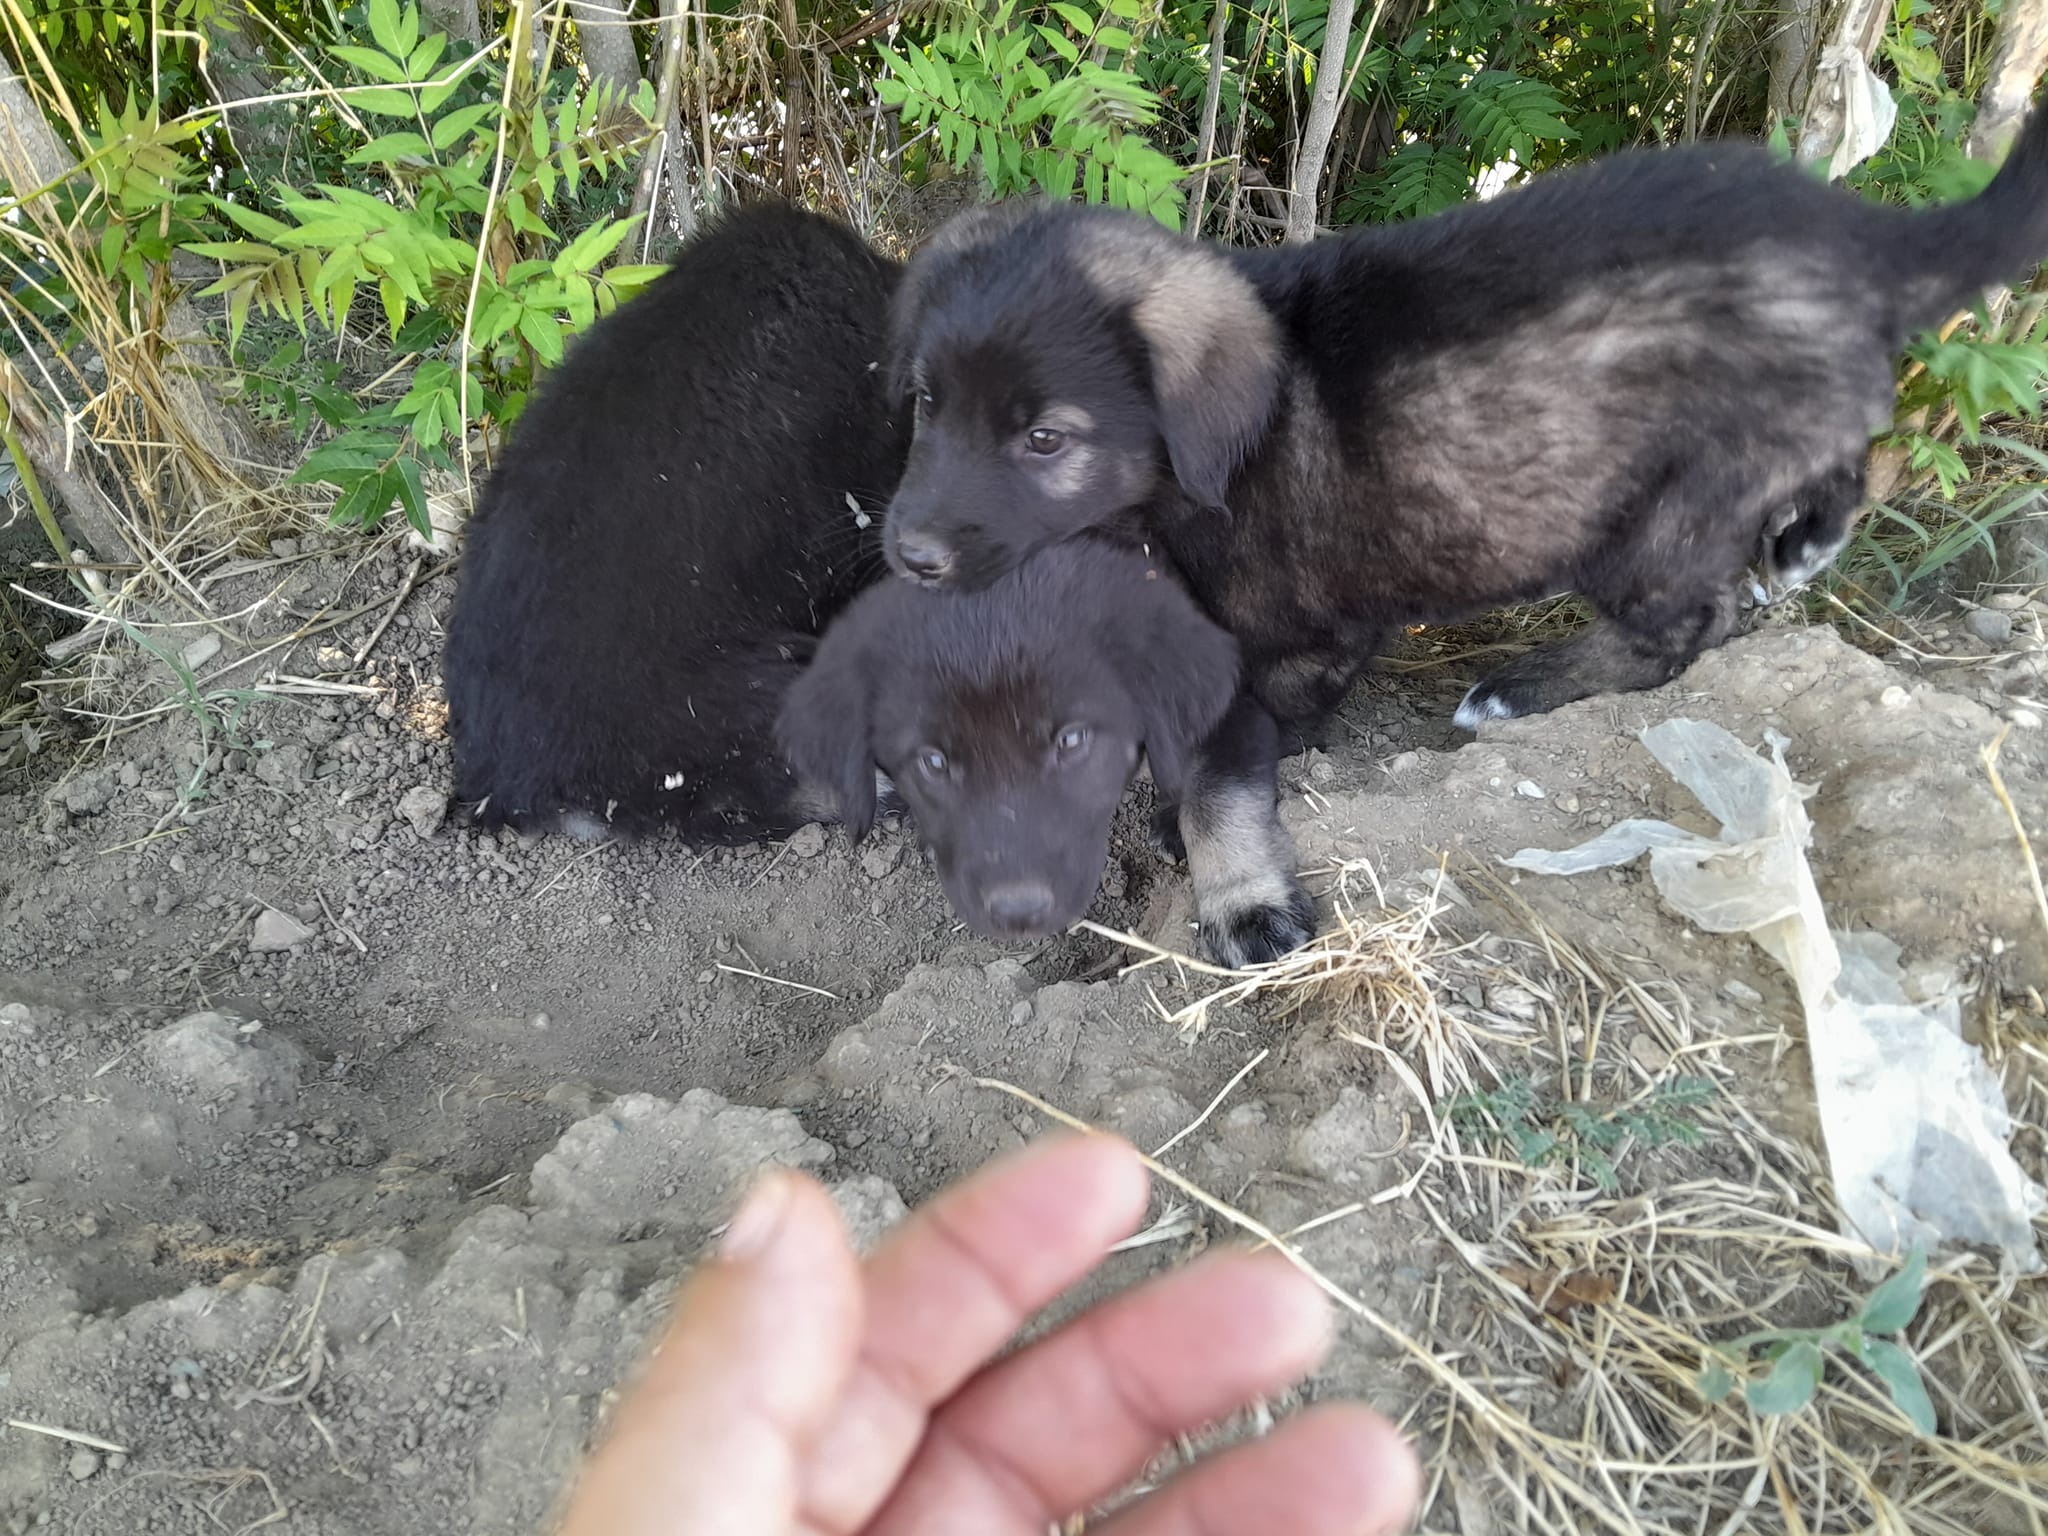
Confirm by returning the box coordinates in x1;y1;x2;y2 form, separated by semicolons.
877;0;1188;225
1696;1246;1937;1435
172;0;666;532
1447;1074;1711;1193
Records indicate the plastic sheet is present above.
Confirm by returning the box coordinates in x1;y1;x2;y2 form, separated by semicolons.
1505;719;2044;1274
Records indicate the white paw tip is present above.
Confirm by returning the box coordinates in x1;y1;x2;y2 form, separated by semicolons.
1453;690;1515;731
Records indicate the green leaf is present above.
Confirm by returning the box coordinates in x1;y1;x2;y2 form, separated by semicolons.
1864;1340;1936;1435
1697;1360;1736;1403
329;471;396;528
368;0;408;57
332;43;410;83
347;132;433;165
517;307;565;364
1744;1341;1824;1418
556;213;637;276
354;87;424;117
392;457;431;538
433;102;497;149
1859;1247;1927;1335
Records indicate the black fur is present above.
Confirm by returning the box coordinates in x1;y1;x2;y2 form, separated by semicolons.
442;204;908;841
883;105;2048;731
778;536;1240;942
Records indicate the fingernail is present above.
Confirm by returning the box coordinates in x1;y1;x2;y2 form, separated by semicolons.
719;1172;792;1262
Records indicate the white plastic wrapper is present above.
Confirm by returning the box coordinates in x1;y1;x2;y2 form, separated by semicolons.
1814;42;1900;181
1505;719;2044;1274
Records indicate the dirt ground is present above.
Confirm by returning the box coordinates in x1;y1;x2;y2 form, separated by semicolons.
0;532;2044;1534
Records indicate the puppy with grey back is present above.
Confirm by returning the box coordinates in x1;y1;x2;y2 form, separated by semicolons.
777;536;1243;942
884;108;2048;738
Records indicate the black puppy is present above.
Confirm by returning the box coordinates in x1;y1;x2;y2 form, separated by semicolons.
442;204;907;840
882;109;2048;732
778;536;1244;942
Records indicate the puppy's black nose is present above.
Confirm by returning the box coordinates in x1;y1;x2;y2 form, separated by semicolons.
985;881;1058;934
895;535;955;581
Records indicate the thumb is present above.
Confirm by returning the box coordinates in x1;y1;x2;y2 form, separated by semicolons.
556;1171;866;1536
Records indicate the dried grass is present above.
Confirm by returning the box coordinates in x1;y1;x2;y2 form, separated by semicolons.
1067;855;2048;1535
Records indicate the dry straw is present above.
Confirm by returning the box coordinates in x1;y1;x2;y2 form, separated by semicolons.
1044;855;2045;1534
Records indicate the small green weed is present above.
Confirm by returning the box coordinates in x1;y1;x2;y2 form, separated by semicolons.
1446;1074;1712;1194
1697;1246;1937;1435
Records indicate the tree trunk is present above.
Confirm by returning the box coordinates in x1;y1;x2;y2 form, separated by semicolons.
1286;0;1354;241
204;1;294;175
629;0;697;247
1966;0;2048;161
1764;0;1824;127
568;0;642;93
778;0;804;198
422;0;483;44
1187;0;1231;234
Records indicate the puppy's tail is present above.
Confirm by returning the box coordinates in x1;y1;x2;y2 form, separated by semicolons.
1891;101;2048;330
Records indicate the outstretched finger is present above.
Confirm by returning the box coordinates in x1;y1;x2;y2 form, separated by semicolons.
1093;1402;1422;1536
866;1249;1332;1532
801;1132;1152;1529
557;1170;865;1536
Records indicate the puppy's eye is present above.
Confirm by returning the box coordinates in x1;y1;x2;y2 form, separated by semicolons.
1055;725;1089;756
918;747;949;778
1026;427;1065;455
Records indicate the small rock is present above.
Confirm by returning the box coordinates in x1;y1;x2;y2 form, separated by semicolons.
1878;684;1912;709
1487;983;1540;1020
1965;608;2014;645
1628;1032;1671;1072
2008;706;2042;730
397;784;447;838
1558;793;1581;813
250;909;315;952
1514;779;1546;799
146;1011;306;1111
1721;978;1765;1008
179;633;222;671
786;823;828;858
59;771;115;816
860;842;903;879
68;1450;100;1481
1987;591;2032;611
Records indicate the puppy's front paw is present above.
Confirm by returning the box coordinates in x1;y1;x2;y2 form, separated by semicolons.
1199;881;1318;969
1453;677;1536;732
1149;801;1188;864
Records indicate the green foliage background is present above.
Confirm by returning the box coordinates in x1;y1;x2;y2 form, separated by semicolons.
0;0;2040;571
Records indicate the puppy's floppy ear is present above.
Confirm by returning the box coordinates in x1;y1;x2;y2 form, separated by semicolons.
776;595;886;838
887;198;1047;400
1098;557;1242;801
1074;218;1283;510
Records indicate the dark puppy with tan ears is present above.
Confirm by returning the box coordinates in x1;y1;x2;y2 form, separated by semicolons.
883;107;2048;733
778;536;1244;942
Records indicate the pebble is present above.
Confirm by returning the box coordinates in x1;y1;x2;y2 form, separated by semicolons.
1879;684;1911;709
67;1450;100;1481
250;909;316;952
2009;706;2043;730
1628;1032;1671;1072
179;633;222;671
1986;592;2032;611
397;785;448;839
860;842;903;879
1721;978;1765;1007
1965;608;2014;645
786;823;828;858
1514;779;1545;799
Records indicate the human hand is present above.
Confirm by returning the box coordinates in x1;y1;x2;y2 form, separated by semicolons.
555;1132;1421;1535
